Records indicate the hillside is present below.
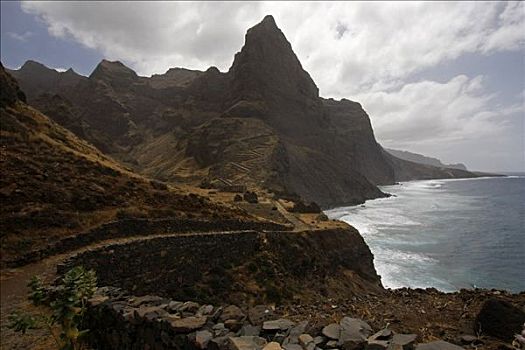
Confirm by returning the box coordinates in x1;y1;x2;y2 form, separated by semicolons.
386;148;468;171
8;16;479;208
0;63;254;263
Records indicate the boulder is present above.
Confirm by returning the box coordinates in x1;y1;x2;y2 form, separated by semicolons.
340;318;372;342
221;305;246;322
228;336;268;350
475;298;525;341
241;325;261;337
415;341;464;350
299;334;315;350
283;344;303;350
263;319;296;332
284;321;309;345
264;342;283;350
388;334;416;350
168;316;207;333
322;324;341;340
195;330;214;349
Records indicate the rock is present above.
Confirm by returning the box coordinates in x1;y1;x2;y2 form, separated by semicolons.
195;330;214;349
228;336;267;350
134;305;169;321
366;340;389;350
368;329;392;342
209;336;230;350
221;305;246;322
243;191;258;204
322;324;341;340
475;298;525;341
234;194;243;202
180;301;201;313
168;316;207;333
415;341;464;350
241;325;261;337
459;335;476;344
283;344;303;350
314;336;325;345
249;305;275;326
263;319;296;332
299;334;314;347
198;304;215;316
284;321;309;345
129;295;165;307
326;340;339;348
339;318;372;342
299;334;316;350
264;342;283;350
225;319;243;332
388;334;416;350
168;301;184;312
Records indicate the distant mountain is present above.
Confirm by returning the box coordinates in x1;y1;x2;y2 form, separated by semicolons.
7;15;478;208
386;148;468;171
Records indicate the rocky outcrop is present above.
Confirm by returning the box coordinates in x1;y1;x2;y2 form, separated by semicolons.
82;287;467;350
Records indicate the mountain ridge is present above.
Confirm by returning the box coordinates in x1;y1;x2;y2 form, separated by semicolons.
7;15;479;208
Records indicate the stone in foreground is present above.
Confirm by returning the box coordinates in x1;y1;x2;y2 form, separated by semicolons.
415;341;464;350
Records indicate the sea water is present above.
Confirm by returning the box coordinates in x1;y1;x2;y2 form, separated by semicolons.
326;176;525;293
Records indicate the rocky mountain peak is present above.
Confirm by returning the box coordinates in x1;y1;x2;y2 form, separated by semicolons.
89;59;138;83
228;15;318;100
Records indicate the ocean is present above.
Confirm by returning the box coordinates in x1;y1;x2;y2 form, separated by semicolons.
326;176;525;293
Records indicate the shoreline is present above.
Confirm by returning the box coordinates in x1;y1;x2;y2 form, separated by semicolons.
325;175;525;294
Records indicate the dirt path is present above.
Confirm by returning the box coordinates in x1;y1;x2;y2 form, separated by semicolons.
0;229;266;349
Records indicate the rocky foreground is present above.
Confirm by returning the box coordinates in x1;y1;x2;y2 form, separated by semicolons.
82;287;524;350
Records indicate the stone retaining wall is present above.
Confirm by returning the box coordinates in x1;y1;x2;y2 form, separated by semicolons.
58;228;382;305
5;218;289;268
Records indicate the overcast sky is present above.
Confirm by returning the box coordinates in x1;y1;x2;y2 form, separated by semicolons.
1;1;524;172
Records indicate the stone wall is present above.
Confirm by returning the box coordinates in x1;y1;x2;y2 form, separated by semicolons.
59;228;382;305
5;218;289;268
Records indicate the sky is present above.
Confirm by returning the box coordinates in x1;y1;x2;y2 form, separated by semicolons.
1;1;524;172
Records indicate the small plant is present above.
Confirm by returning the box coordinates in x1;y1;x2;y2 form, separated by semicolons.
8;266;97;350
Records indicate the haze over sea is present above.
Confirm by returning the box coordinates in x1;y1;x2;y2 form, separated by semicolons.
326;176;525;293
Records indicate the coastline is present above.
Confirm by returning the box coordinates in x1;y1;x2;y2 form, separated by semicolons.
326;175;525;293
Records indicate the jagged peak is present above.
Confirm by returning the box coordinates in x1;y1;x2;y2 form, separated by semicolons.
89;59;137;81
20;60;52;72
229;15;319;99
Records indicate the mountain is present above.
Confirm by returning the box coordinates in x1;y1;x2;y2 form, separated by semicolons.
7;16;478;208
386;148;468;171
0;63;251;263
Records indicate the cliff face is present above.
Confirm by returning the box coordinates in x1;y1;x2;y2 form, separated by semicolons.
8;16;479;208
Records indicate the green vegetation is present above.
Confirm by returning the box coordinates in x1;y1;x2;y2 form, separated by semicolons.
8;266;97;350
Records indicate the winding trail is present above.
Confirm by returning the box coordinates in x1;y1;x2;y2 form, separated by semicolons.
0;229;274;349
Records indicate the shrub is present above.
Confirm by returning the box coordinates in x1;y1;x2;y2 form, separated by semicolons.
8;266;97;350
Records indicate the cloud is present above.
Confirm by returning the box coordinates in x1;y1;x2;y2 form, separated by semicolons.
355;75;510;146
20;1;524;88
7;30;33;42
354;74;524;170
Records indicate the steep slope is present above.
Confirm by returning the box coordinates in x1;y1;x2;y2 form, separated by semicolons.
0;64;250;263
8;16;480;208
